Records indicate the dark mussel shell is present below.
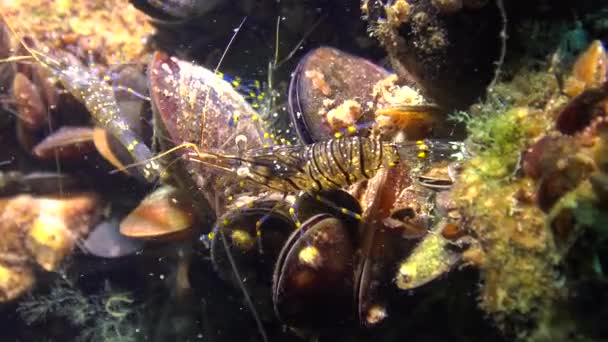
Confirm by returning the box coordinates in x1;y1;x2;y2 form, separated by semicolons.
269;190;362;330
288;47;390;143
363;0;502;110
13;72;48;150
294;189;363;229
130;0;223;25
522;135;595;211
272;213;356;330
0;171;82;196
556;87;608;135
355;224;404;327
210;196;296;319
0;20;13;92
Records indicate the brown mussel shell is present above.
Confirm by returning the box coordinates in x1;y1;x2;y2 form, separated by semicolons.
149;51;268;222
288;47;390;143
149;51;266;155
272;213;356;329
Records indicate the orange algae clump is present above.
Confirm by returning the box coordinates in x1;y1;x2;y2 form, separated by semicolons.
1;0;154;64
326;99;362;132
305;69;332;97
0;192;101;302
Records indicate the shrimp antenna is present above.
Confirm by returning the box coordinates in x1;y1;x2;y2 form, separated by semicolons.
275;14;325;68
1;15;66;194
214;16;247;74
200;16;248;151
207;15;269;342
110;142;203;174
0;55;33;63
0;15;62;67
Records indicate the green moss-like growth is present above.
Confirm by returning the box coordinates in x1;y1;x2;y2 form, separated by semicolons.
449;68;559;180
448;66;568;338
458;106;549;179
447;36;608;339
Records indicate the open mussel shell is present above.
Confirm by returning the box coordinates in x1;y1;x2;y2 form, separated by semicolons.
288;47;390;143
120;185;200;240
273;213;356;329
210;197;295;319
395;220;462;291
557;41;608;134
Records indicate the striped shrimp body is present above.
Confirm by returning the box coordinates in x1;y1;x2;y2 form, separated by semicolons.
1;19;159;181
187;135;462;195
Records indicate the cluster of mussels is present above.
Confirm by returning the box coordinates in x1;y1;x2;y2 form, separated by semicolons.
5;0;607;341
0;5;472;339
124;46;466;335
